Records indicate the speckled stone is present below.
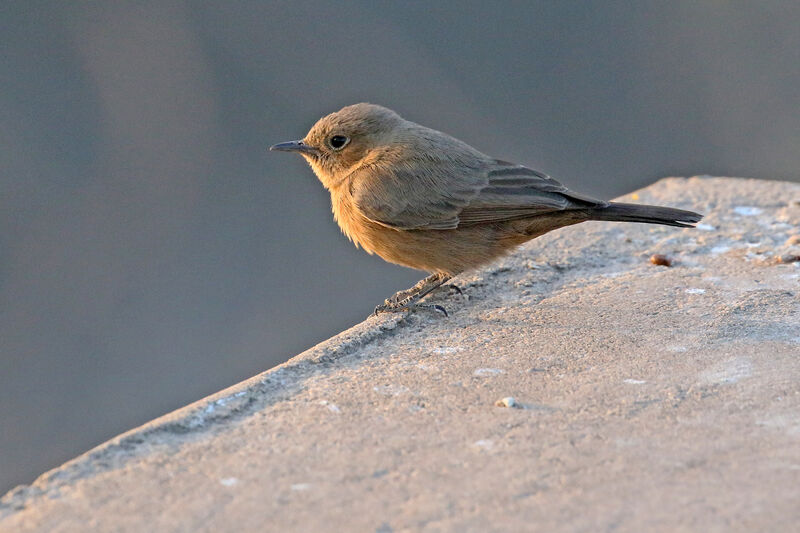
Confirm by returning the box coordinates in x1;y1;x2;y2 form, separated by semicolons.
2;177;800;533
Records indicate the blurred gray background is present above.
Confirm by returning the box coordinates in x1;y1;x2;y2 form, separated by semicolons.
1;1;798;493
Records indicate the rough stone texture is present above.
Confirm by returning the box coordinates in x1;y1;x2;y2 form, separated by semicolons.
2;177;799;533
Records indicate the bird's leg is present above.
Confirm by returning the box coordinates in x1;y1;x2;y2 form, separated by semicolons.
374;272;452;316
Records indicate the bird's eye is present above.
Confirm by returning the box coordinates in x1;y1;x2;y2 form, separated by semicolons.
329;135;349;150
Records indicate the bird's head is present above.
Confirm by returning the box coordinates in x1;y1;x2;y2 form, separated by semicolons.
270;103;406;189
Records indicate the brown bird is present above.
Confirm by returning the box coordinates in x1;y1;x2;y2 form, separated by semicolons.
271;103;702;315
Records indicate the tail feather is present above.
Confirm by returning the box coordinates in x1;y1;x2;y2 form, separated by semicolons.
587;202;703;228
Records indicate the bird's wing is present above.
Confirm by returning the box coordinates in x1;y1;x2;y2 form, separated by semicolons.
348;154;485;230
351;158;605;230
456;161;607;225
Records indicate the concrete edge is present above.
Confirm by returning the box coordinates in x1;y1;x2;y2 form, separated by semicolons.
1;311;409;509
0;175;734;509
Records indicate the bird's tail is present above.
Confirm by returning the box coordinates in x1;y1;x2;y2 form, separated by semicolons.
587;202;703;228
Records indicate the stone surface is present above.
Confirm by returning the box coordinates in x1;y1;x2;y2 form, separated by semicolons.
2;177;799;532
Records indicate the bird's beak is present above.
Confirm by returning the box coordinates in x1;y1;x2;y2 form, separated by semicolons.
269;140;319;155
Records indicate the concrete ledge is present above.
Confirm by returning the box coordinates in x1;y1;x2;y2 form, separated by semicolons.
3;177;800;532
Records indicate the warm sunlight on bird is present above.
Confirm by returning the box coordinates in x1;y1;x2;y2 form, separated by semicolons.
271;104;702;315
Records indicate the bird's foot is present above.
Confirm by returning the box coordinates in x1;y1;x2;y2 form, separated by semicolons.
372;301;448;317
372;272;452;318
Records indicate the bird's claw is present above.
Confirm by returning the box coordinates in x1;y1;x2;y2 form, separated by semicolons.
423;304;448;317
372;302;448;318
446;284;463;295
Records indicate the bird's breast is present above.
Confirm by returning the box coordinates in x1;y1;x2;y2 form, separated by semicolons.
330;188;424;267
330;189;369;249
329;187;499;274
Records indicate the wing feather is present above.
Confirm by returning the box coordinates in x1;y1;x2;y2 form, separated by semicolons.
351;155;605;230
456;162;606;225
